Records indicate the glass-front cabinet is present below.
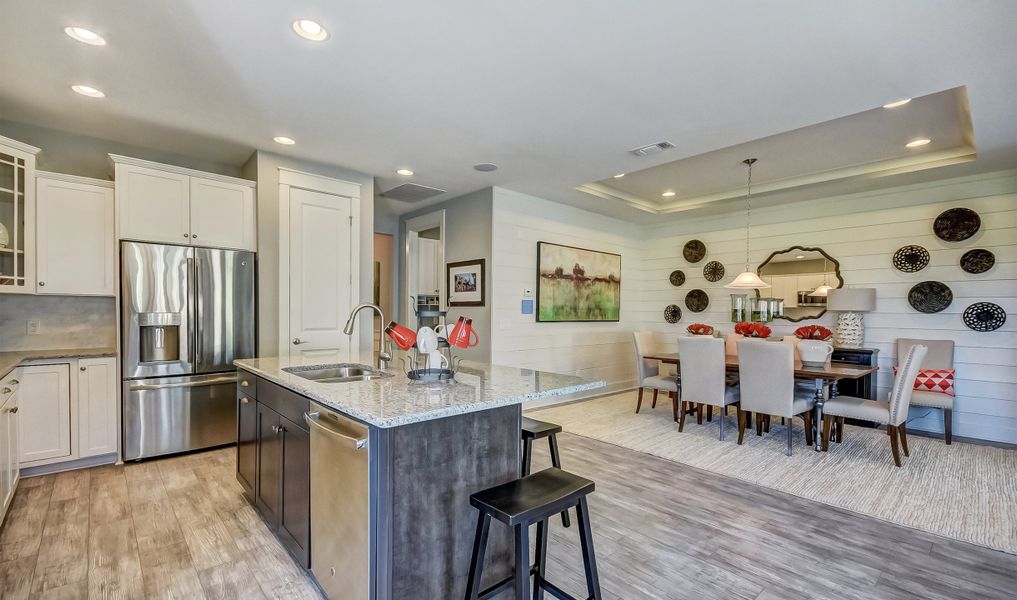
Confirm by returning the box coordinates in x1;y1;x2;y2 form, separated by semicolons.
0;136;39;293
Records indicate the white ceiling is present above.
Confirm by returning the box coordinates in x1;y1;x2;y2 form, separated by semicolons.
1;1;1015;223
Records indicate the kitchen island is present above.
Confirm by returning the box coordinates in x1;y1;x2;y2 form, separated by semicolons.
234;356;603;600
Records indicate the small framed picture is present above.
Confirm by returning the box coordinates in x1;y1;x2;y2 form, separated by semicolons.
447;259;485;307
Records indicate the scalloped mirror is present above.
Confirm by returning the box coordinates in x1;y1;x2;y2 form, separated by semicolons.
756;246;843;322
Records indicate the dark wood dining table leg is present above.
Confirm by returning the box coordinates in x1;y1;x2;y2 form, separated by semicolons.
737;408;747;444
670;392;679;422
813;377;825;452
697;404;704;425
821;414;833;451
706;405;713;422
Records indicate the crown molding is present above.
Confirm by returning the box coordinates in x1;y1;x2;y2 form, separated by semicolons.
108;154;256;188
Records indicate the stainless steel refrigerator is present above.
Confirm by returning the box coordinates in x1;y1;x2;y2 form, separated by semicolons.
121;241;255;461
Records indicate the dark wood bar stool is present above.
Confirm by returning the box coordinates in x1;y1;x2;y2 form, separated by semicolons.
464;467;602;600
521;416;570;527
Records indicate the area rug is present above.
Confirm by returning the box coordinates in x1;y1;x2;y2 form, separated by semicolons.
528;391;1017;555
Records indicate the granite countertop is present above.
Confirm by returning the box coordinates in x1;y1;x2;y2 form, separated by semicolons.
0;347;118;379
235;356;605;428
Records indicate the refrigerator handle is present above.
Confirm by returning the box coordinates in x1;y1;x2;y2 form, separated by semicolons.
188;255;198;367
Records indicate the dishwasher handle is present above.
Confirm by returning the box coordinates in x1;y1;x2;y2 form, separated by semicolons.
305;411;369;450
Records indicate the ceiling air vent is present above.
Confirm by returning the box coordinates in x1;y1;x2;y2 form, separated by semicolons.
381;183;447;203
629;141;675;157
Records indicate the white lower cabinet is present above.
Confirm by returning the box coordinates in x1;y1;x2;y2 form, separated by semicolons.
1;374;20;521
18;363;71;463
77;358;118;457
18;357;117;468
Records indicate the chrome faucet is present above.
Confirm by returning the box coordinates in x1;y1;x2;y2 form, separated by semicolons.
343;303;392;370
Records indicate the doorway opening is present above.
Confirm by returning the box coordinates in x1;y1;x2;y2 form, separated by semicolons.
403;210;445;328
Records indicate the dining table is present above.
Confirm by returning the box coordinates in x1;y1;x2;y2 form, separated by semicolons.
643;352;879;451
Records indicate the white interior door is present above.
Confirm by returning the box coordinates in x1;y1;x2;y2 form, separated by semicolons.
287;188;354;364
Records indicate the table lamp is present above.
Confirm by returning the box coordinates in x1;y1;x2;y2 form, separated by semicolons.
827;288;876;348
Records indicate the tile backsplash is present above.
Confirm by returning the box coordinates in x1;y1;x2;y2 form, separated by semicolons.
0;295;116;351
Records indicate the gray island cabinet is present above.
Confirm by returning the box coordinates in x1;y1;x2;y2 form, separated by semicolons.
234;357;603;600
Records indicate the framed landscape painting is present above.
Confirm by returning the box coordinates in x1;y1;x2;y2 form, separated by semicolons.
536;242;621;322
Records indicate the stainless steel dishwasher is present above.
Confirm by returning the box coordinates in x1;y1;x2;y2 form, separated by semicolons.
305;408;370;600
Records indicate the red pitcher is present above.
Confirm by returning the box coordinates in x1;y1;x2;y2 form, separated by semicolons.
447;316;479;349
384;321;417;351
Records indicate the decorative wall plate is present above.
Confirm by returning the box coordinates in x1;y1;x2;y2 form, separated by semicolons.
892;245;930;272
907;281;953;313
962;302;1006;332
685;289;709;312
703;261;725;282
933;207;980;242
664;304;682;324
960;248;995;274
669;270;686;287
683;240;707;263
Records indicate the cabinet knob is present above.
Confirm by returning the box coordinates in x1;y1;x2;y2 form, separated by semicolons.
184;233;190;238
240;380;249;387
8;380;17;385
38;281;45;287
240;397;249;404
292;338;304;345
80;366;87;371
1;387;11;394
9;407;17;414
192;234;198;239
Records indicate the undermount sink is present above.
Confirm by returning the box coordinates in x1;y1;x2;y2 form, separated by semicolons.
283;363;393;384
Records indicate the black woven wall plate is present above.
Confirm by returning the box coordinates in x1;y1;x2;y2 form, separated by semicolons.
664;304;682;324
683;240;707;263
933;207;980;242
685;289;709;312
960;248;995;274
907;281;953;313
669;270;686;286
703;261;725;282
892;245;930;272
963;302;1006;332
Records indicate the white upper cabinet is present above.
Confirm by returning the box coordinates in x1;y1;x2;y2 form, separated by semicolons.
111;155;256;251
116;161;191;244
36;173;116;295
190;177;256;250
0;135;40;294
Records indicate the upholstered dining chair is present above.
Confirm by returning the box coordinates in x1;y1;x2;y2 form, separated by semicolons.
736;340;817;456
821;344;928;467
632;331;680;420
678;336;740;440
897;338;955;444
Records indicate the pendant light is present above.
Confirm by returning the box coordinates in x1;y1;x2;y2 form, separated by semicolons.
809;256;833;296
725;158;770;289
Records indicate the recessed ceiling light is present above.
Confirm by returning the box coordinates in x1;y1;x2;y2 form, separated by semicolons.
64;26;106;46
396;169;414;176
474;163;498;172
882;98;912;109
662;191;676;197
795;255;806;259
613;173;625;178
71;84;105;98
292;19;329;41
273;136;296;145
905;138;931;148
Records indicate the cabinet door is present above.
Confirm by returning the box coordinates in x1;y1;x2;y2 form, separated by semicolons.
278;416;310;567
255;403;282;525
117;163;191;244
0;395;11;516
236;393;257;498
0;143;36;293
189;177;256;251
18;364;71;464
36;177;115;295
77;357;117;457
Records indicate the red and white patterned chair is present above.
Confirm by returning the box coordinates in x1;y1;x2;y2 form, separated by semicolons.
897;338;956;444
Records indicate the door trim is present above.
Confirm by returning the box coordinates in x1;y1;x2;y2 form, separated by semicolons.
278;170;361;362
402;210;445;324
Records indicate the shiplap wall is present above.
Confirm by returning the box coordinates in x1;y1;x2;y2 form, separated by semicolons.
487;172;1015;442
640;171;1017;443
490;188;645;393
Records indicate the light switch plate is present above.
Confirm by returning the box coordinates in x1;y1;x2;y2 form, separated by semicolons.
27;319;41;336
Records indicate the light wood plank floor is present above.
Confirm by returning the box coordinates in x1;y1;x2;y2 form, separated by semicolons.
2;435;1014;599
